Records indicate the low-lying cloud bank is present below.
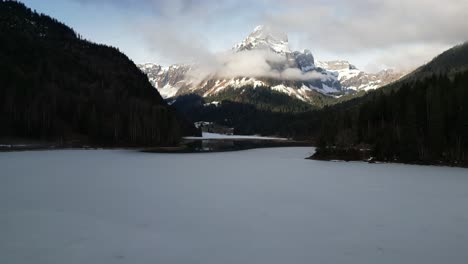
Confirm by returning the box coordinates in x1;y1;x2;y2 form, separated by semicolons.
185;50;323;85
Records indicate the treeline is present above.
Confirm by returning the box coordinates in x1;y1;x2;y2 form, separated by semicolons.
315;72;468;165
206;85;363;112
0;1;197;146
207;86;316;113
172;94;321;139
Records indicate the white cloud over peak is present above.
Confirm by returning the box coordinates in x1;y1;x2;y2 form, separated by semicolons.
70;0;467;72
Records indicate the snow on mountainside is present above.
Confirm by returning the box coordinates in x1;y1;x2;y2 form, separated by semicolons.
233;25;291;54
138;63;192;98
138;25;405;103
316;61;405;91
138;26;341;102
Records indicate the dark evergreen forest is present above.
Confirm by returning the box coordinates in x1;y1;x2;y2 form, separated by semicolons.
314;43;468;166
0;1;197;147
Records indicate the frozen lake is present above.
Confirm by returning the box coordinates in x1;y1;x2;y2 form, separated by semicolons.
1;147;468;264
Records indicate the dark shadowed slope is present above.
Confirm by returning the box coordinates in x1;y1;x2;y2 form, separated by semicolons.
0;1;197;147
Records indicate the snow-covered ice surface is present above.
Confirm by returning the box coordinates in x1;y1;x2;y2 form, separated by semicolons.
1;147;468;264
184;132;288;140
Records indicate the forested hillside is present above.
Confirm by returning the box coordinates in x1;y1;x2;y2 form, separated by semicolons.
171;94;321;138
171;87;364;138
313;43;468;166
0;1;197;147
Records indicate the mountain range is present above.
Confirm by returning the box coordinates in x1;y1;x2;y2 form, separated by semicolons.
138;25;405;105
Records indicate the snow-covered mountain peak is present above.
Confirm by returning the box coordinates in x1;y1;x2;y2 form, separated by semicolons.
138;26;405;101
234;25;290;54
250;25;288;42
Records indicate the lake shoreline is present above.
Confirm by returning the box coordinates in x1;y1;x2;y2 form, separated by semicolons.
0;137;313;154
143;139;313;153
3;140;466;168
309;147;468;168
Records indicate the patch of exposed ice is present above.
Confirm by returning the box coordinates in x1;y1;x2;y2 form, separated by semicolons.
185;132;288;140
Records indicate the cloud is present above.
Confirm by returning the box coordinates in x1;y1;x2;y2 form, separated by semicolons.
70;0;467;72
72;0;246;19
261;0;467;70
365;43;452;72
87;0;250;65
139;22;214;64
216;50;284;78
183;49;323;86
264;0;468;51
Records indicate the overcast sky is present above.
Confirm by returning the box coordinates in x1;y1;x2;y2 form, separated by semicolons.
22;0;468;72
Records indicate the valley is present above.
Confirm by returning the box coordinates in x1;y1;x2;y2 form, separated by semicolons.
1;1;468;264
